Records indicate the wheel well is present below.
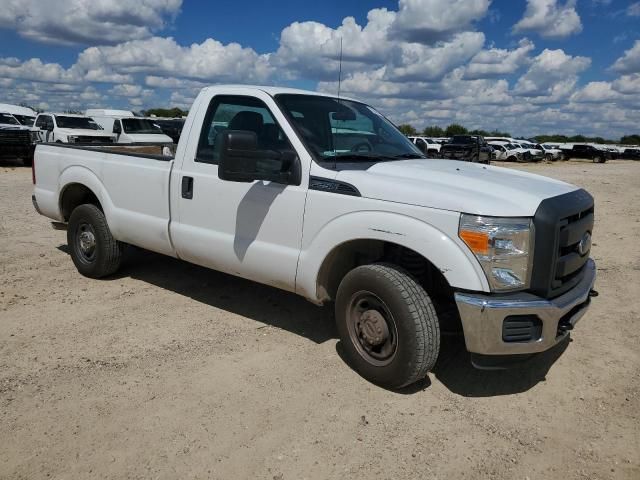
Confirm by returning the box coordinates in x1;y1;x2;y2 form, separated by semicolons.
317;240;459;330
60;183;102;221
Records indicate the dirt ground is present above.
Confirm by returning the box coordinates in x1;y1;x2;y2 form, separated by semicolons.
1;158;639;480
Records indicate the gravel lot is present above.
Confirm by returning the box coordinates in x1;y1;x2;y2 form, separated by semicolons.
1;159;639;479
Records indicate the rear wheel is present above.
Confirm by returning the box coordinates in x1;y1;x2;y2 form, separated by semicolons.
335;264;440;389
67;204;122;278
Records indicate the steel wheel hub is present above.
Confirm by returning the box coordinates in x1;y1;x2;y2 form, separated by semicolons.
76;223;97;262
347;291;398;366
358;310;389;346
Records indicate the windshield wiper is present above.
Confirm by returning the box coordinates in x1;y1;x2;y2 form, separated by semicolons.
329;153;388;161
389;153;426;160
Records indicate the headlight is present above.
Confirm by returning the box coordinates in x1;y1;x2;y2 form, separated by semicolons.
459;214;533;292
68;136;77;143
29;131;40;142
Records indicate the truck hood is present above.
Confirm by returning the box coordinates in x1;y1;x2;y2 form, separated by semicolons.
56;128;114;137
122;133;174;143
336;159;577;217
0;124;37;132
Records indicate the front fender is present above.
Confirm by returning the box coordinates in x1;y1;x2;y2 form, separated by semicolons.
296;210;489;302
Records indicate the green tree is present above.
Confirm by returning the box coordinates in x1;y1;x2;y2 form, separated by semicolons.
620;134;640;145
445;123;468;136
422;125;444;137
397;124;417;136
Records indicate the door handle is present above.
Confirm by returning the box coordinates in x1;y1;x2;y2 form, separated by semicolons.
181;176;194;199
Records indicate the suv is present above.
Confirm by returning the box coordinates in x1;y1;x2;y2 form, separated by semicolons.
440;135;492;163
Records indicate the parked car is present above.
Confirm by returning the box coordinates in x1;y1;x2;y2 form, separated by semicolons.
561;144;610;163
408;136;441;157
32;85;597;388
488;142;523;162
87;109;174;144
511;142;543;162
535;144;563;161
439;135;492;163
0;103;37;126
34;113;116;144
0;111;40;165
622;148;640;160
150;118;185;144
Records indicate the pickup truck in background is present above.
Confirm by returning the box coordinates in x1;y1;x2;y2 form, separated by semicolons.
0;103;37;126
488;142;523;162
34;113;116;144
408;136;441;157
150;118;186;144
561;144;610;163
32;85;597;388
439;135;492;164
0;110;40;166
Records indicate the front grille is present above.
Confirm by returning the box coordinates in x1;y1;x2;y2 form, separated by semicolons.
0;130;30;144
530;189;594;299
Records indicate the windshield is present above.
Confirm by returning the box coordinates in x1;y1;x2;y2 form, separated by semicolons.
0;113;20;125
122;118;164;134
275;94;422;164
13;114;35;126
55;116;101;130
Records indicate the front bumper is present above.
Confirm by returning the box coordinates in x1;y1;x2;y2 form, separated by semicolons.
455;258;596;355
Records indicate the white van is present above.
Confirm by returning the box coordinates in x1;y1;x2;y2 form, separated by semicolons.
0;103;37;126
87;110;173;144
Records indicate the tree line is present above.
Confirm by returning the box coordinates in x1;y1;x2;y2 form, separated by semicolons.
396;122;640;145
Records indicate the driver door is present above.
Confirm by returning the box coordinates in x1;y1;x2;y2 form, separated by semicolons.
171;94;308;292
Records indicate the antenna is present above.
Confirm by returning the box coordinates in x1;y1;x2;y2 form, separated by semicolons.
337;37;343;98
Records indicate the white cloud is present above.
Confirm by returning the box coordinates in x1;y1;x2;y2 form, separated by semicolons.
392;0;491;43
464;38;534;79
570;81;622;103
0;0;182;46
514;49;590;100
272;9;395;80
513;0;582;38
77;37;273;83
386;32;485;81
612;74;640;94
627;2;640;16
611;40;640;74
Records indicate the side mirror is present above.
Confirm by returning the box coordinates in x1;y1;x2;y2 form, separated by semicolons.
218;130;300;185
113;122;121;135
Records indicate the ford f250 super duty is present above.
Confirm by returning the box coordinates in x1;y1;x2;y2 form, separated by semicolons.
32;85;597;389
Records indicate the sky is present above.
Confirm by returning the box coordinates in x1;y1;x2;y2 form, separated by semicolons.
0;0;639;138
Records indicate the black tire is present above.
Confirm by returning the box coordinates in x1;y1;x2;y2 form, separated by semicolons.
67;204;122;278
335;263;440;389
22;156;33;167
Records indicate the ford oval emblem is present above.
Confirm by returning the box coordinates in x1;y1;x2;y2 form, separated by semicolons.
578;232;592;256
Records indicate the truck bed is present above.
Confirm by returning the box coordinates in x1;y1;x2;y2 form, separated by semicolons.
33;143;176;257
39;142;176;160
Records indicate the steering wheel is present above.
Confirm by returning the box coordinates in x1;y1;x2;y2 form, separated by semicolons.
350;141;372;153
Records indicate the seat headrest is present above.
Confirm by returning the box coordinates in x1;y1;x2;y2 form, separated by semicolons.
228;111;264;135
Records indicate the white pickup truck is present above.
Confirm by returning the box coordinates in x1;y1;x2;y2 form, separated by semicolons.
32;85;597;388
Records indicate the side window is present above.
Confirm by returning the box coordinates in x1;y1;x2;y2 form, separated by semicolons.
196;95;293;164
35;116;47;128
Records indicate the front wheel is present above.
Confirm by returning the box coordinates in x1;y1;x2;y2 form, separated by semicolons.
67;204;122;278
335;264;440;389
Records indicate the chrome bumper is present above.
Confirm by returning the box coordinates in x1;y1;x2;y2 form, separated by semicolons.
455;258;596;355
